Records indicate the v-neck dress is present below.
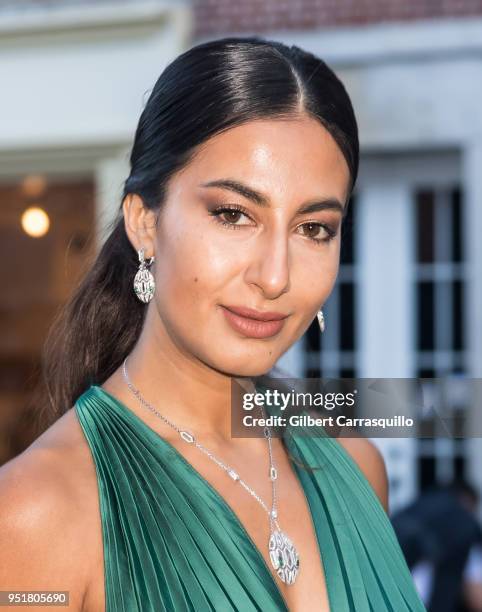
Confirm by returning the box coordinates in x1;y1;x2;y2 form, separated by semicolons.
74;384;427;611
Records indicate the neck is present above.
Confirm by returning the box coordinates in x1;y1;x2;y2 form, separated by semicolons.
121;306;258;444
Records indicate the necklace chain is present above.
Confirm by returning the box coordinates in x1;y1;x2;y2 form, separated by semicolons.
121;357;281;529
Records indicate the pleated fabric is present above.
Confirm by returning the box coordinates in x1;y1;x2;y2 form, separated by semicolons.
74;384;427;612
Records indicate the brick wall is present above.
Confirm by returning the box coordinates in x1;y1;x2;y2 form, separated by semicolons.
193;0;482;38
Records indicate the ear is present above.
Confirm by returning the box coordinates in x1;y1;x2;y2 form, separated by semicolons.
122;194;158;258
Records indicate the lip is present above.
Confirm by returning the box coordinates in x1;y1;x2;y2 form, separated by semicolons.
221;305;288;339
222;305;289;321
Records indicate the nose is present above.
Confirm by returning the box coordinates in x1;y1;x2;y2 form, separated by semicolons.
244;227;291;299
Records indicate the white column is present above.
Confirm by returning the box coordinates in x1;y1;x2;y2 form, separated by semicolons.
462;142;482;524
357;182;414;377
94;148;130;249
357;181;418;513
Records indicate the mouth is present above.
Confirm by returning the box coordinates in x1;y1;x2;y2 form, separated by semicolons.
220;305;289;339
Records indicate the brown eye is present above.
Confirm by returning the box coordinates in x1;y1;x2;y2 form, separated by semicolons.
302;222;323;239
209;205;253;229
222;210;243;224
297;222;337;244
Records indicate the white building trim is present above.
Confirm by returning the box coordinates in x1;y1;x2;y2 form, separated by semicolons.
0;1;190;37
0;0;192;246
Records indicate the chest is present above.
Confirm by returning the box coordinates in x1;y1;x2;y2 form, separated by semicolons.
82;437;332;611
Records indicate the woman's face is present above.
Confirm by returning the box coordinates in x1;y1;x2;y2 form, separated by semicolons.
149;115;350;376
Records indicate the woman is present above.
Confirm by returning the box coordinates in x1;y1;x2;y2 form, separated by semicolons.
0;37;426;611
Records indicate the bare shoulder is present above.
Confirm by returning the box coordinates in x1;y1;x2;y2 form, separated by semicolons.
0;406;102;611
336;432;389;513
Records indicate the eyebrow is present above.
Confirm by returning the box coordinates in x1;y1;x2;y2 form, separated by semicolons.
200;178;346;217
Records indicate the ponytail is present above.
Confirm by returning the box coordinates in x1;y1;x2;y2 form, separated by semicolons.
36;216;144;428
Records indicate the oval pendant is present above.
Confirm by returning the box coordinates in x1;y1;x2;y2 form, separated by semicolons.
134;268;155;303
268;529;300;584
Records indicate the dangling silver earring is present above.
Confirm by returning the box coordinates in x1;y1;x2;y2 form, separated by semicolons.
133;248;156;303
317;309;325;333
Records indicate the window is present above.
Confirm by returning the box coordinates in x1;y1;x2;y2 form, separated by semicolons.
413;185;468;488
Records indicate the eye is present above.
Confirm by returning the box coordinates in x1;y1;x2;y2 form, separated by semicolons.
297;221;337;244
209;204;253;229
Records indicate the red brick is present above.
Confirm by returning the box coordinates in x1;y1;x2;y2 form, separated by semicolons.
192;0;482;38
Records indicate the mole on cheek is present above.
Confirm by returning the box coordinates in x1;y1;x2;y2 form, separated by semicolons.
194;277;198;283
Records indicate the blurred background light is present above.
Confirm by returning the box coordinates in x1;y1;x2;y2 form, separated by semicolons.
20;206;50;238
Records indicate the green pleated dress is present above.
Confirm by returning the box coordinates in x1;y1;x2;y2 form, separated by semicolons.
74;384;427;611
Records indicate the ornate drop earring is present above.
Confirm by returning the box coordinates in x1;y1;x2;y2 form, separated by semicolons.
133;248;156;303
317;309;325;333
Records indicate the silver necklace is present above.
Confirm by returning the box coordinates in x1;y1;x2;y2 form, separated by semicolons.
121;357;300;585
